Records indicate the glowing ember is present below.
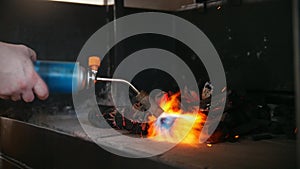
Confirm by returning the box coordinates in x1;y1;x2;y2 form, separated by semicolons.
234;135;239;139
147;92;206;145
206;143;212;147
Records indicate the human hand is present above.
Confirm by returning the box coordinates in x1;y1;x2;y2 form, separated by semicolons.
0;42;49;102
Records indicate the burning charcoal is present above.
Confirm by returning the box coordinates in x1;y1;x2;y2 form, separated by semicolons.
91;103;152;136
92;106;125;129
201;82;213;100
206;120;240;144
123;118;134;131
206;127;227;144
114;111;124;129
132;91;151;112
131;108;152;123
131;90;164;118
182;86;200;105
129;122;149;135
200;97;211;111
88;106;114;128
99;107;129;129
200;86;228;112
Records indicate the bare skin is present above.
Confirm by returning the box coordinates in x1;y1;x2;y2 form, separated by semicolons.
0;42;49;102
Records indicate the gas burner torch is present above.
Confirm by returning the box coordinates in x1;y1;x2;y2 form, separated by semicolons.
34;56;154;113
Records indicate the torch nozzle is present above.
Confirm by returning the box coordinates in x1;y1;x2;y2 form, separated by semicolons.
96;77;163;116
96;77;140;95
91;56;140;94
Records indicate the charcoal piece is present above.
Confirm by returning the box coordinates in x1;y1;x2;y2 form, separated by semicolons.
95;82;114;106
268;121;284;134
230;119;270;136
206;123;240;143
273;104;294;122
88;106;115;128
251;133;273;141
201;82;213;100
131;108;151;123
206;129;226;144
129;123;149;135
123;118;134;131
252;104;271;120
88;110;111;128
270;104;296;138
92;106;122;129
200;97;211;110
114;111;124;129
132;91;151;112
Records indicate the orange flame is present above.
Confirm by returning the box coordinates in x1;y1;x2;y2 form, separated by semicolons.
147;92;206;145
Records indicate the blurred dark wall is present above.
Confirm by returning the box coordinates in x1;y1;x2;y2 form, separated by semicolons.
0;0;294;92
0;0;112;61
175;0;294;92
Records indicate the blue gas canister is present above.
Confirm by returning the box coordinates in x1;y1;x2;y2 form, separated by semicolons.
34;60;96;93
34;57;101;93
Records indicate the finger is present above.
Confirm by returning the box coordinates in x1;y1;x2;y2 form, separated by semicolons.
0;95;10;100
21;89;35;102
11;94;21;101
33;76;49;100
27;47;37;61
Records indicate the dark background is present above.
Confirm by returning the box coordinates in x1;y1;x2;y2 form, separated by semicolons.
0;1;297;168
0;0;294;93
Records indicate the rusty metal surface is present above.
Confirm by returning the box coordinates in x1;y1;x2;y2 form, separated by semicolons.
0;117;180;169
